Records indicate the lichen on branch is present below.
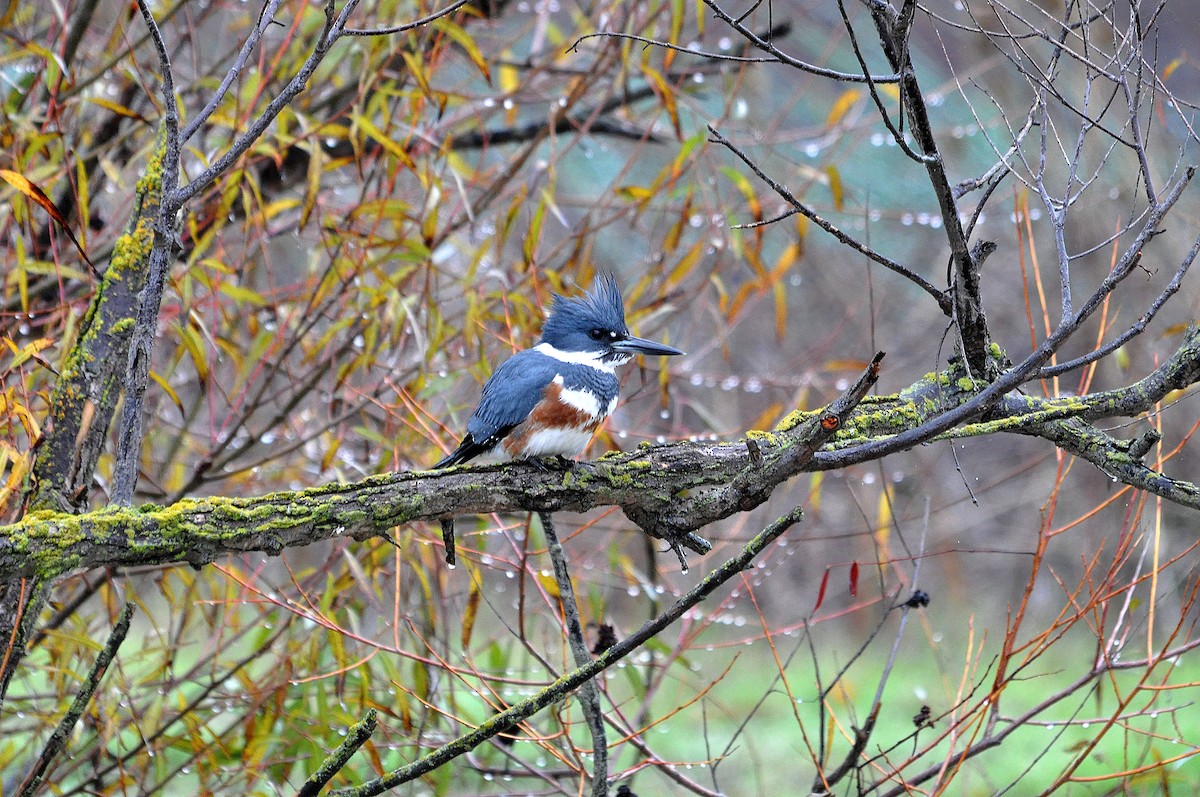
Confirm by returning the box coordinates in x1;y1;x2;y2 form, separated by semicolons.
6;337;1200;580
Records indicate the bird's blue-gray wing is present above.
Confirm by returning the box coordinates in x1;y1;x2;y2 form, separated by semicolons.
433;350;557;468
465;349;558;446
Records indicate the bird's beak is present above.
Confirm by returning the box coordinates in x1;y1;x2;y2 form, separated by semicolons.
612;335;685;357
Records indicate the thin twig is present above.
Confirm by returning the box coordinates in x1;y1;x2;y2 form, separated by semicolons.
181;0;285;144
812;166;1197;473
343;0;472;36
172;0;355;207
700;0;900;83
707;125;950;313
327;507;805;797
835;0;932;164
541;512;608;797
571;31;775;63
1039;233;1200;378
15;602;135;797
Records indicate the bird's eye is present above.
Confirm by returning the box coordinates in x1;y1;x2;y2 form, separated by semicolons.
588;328;608;340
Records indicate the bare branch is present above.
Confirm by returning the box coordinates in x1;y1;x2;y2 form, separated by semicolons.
343;0;472;36
571;32;775;63
1039;234;1200;377
324;507;806;797
707;125;950;313
180;0;285;144
112;2;186;506
172;0;353;207
542;512;609;797
13;603;134;797
701;0;901;83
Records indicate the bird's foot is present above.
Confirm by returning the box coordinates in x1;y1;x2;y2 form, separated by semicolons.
529;455;577;472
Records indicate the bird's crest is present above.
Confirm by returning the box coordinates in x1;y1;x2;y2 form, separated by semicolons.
541;273;627;343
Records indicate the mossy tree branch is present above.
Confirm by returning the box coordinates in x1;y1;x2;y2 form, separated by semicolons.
0;355;881;580
5;333;1200;582
0;134;168;704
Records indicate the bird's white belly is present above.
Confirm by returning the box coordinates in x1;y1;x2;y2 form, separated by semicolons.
516;426;596;458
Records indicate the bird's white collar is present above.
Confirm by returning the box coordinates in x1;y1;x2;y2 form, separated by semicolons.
533;342;622;373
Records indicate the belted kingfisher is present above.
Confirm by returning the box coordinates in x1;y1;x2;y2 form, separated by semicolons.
433;275;684;468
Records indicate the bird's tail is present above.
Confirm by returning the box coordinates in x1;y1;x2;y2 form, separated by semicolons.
432;435;487;469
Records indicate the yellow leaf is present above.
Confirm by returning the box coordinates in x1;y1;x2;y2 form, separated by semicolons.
875;483;894;547
75;151;91;239
824;164;845;211
3;336;52;370
320;436;342;473
300;142;324;228
826;89;862;127
808;472;824;512
721;166;763;252
537;570;561;599
262;197;300;220
87;97;148;123
823;358;874;371
524;196;546;265
0;440;30;517
773;280;786;340
668;238;705;285
350;198;410;221
177;322;210;381
412;662;430;702
499;60;519;94
354;116;415;170
666;0;684;70
435;17;491;83
0;392;41;439
460;563;482;650
400;51;432;97
10;235;27;311
615;185;653;202
149;370;185;420
643;65;681;139
773;241;800;277
21;41;66;75
219;282;269;307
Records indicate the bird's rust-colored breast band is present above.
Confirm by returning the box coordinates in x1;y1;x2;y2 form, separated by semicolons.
502;380;603;457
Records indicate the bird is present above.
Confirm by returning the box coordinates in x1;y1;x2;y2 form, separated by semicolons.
433;274;684;469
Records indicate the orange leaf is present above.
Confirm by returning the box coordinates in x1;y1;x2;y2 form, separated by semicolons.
1162;56;1185;81
87;97;149;123
0;168;96;273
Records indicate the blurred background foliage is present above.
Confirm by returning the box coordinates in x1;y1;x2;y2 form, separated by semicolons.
3;0;1200;794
